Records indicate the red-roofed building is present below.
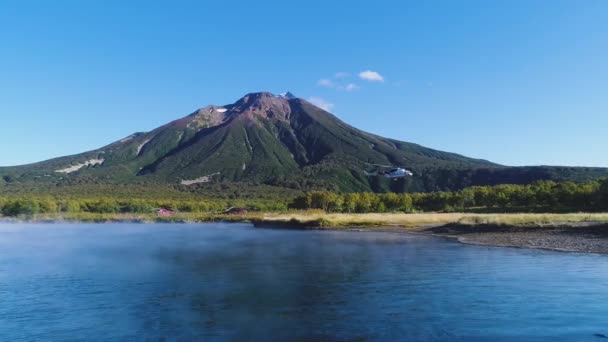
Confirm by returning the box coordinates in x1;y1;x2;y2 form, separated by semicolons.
156;208;175;217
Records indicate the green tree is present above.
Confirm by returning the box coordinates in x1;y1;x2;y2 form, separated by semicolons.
355;193;374;213
342;193;358;213
38;198;58;213
400;194;414;212
2;199;41;216
600;179;608;210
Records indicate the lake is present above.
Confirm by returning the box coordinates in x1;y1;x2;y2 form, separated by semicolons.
1;223;607;341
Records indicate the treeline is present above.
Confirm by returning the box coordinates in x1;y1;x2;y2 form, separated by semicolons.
0;197;287;217
290;180;608;213
1;179;607;217
0;181;302;201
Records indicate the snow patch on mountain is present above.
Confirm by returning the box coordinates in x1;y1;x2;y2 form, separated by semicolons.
120;135;135;143
55;159;105;174
136;139;152;156
277;92;296;99
180;172;220;185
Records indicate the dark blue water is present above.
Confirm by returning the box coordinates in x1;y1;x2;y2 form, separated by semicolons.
1;223;607;341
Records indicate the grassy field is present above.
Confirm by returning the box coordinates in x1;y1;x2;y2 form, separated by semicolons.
257;212;608;229
3;211;608;229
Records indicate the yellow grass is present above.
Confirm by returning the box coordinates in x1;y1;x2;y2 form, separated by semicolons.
4;211;608;229
259;211;608;229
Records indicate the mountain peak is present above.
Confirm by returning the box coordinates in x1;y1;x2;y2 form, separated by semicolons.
238;91;297;101
228;92;293;120
277;91;296;99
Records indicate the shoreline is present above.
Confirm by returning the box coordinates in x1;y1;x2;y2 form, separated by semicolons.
420;223;608;254
2;213;608;255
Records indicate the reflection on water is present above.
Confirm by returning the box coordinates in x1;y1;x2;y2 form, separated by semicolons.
0;223;607;341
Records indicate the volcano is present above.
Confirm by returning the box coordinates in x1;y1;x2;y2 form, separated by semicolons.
1;92;606;192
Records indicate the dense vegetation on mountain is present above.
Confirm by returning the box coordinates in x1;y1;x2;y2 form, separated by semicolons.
1;92;606;194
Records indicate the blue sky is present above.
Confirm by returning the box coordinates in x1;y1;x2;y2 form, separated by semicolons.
1;0;607;167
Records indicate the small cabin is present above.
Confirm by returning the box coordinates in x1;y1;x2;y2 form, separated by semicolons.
223;207;248;215
156;208;175;217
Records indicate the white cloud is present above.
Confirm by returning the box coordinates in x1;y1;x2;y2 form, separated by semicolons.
308;97;334;112
316;72;370;91
337;83;360;91
317;78;335;88
359;70;384;82
334;72;350;79
344;83;360;91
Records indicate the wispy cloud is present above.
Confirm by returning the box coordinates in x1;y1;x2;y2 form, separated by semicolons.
337;83;360;91
334;72;350;79
359;70;384;82
317;73;361;91
317;78;335;88
317;71;381;91
308;97;334;112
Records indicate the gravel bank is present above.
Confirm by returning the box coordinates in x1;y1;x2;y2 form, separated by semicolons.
423;224;608;254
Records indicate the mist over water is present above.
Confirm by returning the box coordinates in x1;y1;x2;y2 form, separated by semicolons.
1;223;607;341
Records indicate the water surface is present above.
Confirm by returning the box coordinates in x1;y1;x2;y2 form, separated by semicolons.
1;223;607;341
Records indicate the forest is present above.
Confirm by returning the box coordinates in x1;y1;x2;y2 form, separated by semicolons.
0;179;606;217
288;179;608;213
